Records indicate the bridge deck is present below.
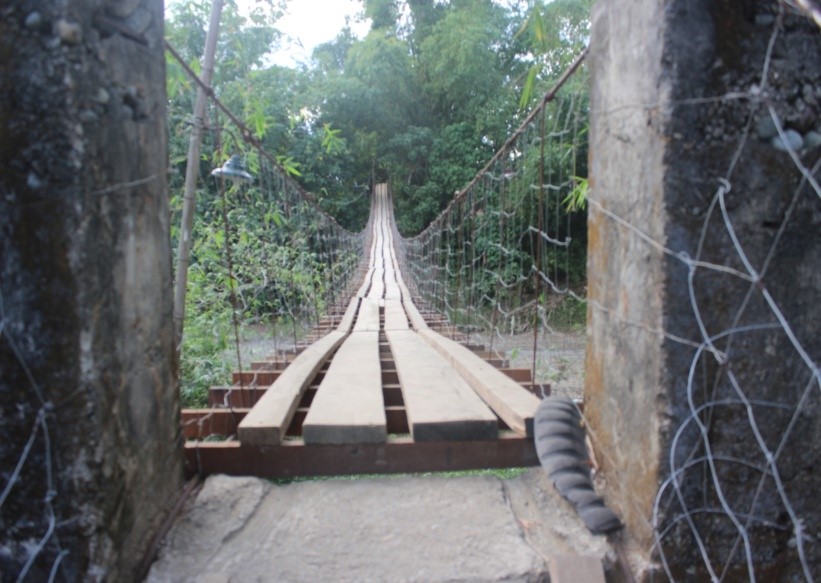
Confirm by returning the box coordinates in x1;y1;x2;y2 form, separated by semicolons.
185;184;543;478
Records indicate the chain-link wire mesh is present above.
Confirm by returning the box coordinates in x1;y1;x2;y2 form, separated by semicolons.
635;14;818;581
0;321;66;580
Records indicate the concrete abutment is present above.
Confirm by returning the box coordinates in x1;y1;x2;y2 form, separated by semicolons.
586;1;820;579
0;0;183;579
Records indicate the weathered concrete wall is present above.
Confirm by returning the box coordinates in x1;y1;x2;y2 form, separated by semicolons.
0;0;183;580
585;0;669;557
586;0;820;579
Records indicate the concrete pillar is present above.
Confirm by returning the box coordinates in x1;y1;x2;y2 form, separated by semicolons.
0;0;182;579
586;0;820;579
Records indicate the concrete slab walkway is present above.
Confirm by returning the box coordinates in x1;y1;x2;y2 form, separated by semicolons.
147;469;615;582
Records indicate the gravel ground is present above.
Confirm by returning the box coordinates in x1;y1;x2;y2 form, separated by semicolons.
471;329;587;401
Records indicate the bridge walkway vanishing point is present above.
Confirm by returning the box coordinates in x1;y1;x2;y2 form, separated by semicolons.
182;184;548;479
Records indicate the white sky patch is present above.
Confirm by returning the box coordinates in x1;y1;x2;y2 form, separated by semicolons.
268;0;371;68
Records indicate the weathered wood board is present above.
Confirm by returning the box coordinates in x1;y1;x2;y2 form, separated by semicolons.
383;300;409;331
303;331;386;444
238;331;346;446
419;329;540;436
354;297;381;332
386;330;497;441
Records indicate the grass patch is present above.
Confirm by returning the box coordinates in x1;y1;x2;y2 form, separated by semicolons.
269;467;532;486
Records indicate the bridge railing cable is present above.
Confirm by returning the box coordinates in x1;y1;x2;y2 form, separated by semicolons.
166;42;365;410
396;48;590;396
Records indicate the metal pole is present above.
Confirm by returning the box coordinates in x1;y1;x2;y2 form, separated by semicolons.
173;0;224;350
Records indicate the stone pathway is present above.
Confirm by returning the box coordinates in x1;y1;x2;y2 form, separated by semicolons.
147;469;614;582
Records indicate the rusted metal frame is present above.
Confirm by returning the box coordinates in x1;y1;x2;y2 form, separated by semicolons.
184;408;519;439
181;408;251;439
183;432;539;479
249;360;290;371
184;406;409;441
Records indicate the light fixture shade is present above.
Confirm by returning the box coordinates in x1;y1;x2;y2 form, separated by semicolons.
211;155;253;185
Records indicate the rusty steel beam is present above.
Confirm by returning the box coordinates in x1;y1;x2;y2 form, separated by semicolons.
500;368;532;383
288;405;408;437
249;361;290;371
183;432;538;479
181;408;250;439
231;370;280;385
208;385;271;408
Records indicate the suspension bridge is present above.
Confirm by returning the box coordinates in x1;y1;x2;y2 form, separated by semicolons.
182;184;549;478
173;47;591;481
4;10;818;577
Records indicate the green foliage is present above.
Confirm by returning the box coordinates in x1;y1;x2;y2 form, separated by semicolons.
545;295;587;330
276;155;302;176
516;0;592;108
364;0;399;32
564;176;588;212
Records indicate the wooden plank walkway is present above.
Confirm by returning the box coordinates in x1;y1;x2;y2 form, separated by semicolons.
387;330;497;441
419;329;541;436
302;331;386;444
237;331;346;446
188;183;542;478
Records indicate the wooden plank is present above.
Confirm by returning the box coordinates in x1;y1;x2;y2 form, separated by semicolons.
384;285;401;301
291;405;408;437
383;247;402;300
402;298;429;331
386;330;497;441
383;299;409;331
237;331;347;446
302;331;387;444
418;329;540;436
184;432;538;479
368;264;385;299
353;297;380;331
356;267;375;298
548;555;606;583
336;297;360;333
